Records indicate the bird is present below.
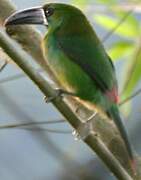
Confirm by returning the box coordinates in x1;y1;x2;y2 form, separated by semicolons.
4;3;135;170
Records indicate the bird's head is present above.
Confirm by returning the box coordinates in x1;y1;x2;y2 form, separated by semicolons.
4;3;84;29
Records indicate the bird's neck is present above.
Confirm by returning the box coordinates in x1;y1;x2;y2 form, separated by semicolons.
60;16;93;37
47;15;94;39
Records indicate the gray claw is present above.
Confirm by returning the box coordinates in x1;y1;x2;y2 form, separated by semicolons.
44;88;76;103
44;96;56;103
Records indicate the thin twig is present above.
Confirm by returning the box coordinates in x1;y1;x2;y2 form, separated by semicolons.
0;119;65;129
114;4;141;13
0;119;70;134
0;59;8;72
16;127;71;134
0;68;42;84
122;38;141;94
102;10;133;43
87;4;141;13
0;72;25;83
119;88;141;106
0;120;71;134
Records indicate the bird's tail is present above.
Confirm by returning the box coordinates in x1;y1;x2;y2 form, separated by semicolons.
107;104;135;173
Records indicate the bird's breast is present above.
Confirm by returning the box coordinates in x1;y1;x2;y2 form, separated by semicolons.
42;34;112;113
43;34;96;99
43;34;79;93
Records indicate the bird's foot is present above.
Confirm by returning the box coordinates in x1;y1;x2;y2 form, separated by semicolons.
72;112;98;141
44;88;76;103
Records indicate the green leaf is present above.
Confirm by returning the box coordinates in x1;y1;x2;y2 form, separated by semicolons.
122;46;141;99
71;0;91;6
71;0;116;6
108;41;134;61
97;0;116;4
94;15;139;38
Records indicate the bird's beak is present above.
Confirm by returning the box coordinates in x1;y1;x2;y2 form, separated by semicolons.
4;6;48;26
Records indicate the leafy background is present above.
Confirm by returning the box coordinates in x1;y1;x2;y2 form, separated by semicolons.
0;0;141;179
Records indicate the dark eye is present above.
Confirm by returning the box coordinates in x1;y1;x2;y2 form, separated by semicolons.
46;7;54;17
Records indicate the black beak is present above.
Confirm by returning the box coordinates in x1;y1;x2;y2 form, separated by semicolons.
4;6;48;26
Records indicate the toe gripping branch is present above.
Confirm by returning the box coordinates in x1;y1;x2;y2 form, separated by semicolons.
44;87;98;141
44;88;77;103
72;111;98;141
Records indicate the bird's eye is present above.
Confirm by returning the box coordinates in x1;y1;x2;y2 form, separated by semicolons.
46;7;54;17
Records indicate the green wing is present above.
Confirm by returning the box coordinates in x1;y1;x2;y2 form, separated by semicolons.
57;35;117;93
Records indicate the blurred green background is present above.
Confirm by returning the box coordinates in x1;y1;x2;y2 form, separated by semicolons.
0;0;141;179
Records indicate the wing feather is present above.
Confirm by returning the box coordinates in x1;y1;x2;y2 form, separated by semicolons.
57;35;117;94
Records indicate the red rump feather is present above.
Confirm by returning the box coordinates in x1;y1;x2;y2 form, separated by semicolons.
105;86;119;104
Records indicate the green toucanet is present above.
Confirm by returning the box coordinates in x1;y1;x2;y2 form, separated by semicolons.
4;3;135;169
